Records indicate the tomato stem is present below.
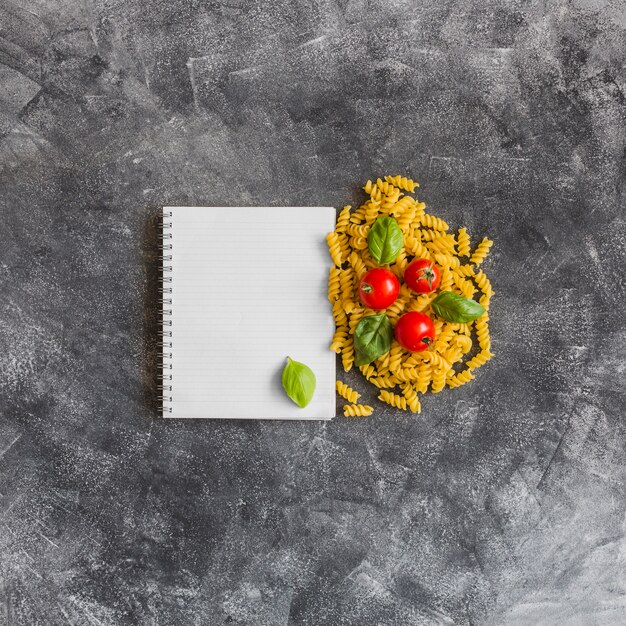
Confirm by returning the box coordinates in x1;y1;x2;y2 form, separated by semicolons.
361;283;373;294
418;265;436;288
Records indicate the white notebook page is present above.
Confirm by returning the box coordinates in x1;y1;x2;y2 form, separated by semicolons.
163;206;336;419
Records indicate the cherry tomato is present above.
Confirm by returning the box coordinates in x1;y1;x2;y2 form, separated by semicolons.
394;312;436;352
404;258;441;294
358;268;400;310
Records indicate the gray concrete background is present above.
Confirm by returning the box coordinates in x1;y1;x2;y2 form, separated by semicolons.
1;0;625;624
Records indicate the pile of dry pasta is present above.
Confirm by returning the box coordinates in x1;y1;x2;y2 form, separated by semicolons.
327;175;494;417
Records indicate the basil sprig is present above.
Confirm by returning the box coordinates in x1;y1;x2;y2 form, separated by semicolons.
367;217;403;265
282;357;316;408
354;314;394;366
431;291;486;323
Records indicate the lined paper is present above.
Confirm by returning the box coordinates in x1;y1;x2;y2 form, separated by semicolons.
163;206;336;419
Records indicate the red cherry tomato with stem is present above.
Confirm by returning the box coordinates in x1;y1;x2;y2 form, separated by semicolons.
404;258;441;294
394;312;436;352
358;268;400;310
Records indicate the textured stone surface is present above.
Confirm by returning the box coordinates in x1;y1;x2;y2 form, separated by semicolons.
1;0;625;624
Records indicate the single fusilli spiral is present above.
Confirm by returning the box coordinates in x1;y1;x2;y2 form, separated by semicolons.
402;354;423;369
442;345;463;365
339;270;354;301
332;299;348;327
341;341;354;372
376;179;400;196
370;375;396;389
474;270;493;296
364;200;380;223
348;251;368;279
349;208;365;224
384;175;420;193
385;295;407;323
363;180;382;201
434;324;456;351
406;292;436;313
335;205;352;233
447;369;475;389
422;231;456;255
336;381;360;403
433;253;460;268
376;351;391;376
337;233;351;262
378;390;408;410
475;316;491;351
350;235;368;250
439;268;455;292
328;267;341;303
359;364;376;380
329;326;349;353
453;334;473;354
469;237;493;267
380;193;401;211
420;213;449;231
404;236;433;260
342;295;356;315
390;195;416;217
343;403;373;417
397;206;418;233
456;227;471;257
388;344;404;373
458;323;471;336
401;383;421;413
392;368;419;383
430;368;447;393
454;264;475;278
465;350;494;370
326;232;343;267
415;363;432;393
421;351;451;371
454;274;476;299
345;223;370;238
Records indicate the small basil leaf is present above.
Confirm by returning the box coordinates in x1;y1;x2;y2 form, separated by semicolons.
431;291;486;323
355;348;374;367
354;314;394;365
282;357;316;408
367;217;403;265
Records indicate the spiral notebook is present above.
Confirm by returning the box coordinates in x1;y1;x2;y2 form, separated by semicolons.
161;206;336;420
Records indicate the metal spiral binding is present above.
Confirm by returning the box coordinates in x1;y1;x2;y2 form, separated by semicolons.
157;211;174;415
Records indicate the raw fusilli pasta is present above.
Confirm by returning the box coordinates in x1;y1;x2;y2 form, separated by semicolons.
384;175;419;193
328;175;494;416
343;404;374;417
400;383;421;413
336;381;360;403
465;350;494;370
456;227;470;257
420;213;449;231
335;205;351;233
330;326;349;353
378;390;408;410
469;237;494;267
447;369;475;389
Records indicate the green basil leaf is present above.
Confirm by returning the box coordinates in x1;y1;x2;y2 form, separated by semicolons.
354;314;394;365
431;291;486;323
367;217;403;265
282;357;316;408
355;350;374;367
